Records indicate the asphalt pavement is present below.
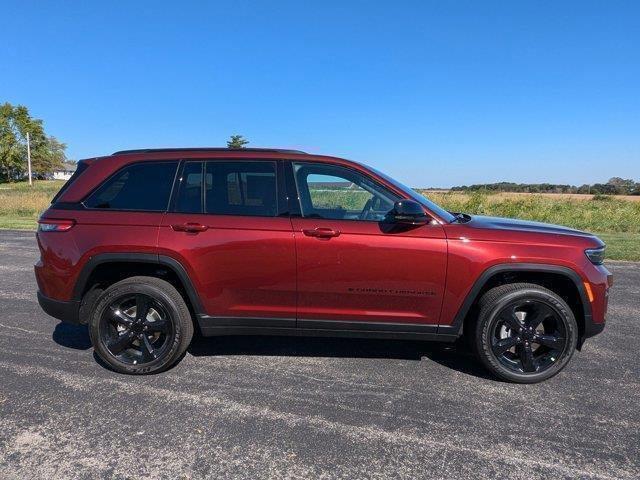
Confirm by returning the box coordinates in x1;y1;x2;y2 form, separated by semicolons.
0;230;638;479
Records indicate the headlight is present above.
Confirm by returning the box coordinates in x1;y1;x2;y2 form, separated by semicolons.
585;246;605;265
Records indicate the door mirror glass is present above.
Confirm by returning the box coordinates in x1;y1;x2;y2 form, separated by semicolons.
387;199;430;225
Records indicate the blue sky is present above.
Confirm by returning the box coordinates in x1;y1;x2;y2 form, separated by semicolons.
1;1;638;187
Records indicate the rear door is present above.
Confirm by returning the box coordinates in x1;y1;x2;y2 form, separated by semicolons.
288;161;447;329
158;159;296;325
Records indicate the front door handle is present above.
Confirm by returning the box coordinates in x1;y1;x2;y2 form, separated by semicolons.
171;222;209;233
302;227;341;238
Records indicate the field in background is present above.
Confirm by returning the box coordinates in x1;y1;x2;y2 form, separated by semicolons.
0;181;64;230
420;190;640;261
421;190;640;234
426;190;640;202
0;181;638;260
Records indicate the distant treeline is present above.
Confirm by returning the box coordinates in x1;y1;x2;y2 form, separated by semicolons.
449;177;640;195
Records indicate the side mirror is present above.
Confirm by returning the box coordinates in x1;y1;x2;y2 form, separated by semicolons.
387;199;430;225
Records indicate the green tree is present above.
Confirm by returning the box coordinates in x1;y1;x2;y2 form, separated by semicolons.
32;136;67;178
227;134;249;149
607;177;636;195
0;103;66;181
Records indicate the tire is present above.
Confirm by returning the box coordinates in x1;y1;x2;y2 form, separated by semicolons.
88;276;194;374
473;283;578;383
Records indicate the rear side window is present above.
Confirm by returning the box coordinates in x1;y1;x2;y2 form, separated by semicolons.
171;160;278;216
174;162;203;213
84;161;178;211
204;161;277;217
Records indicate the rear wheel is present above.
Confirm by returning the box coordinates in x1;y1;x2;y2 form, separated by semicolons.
474;283;578;383
88;276;193;374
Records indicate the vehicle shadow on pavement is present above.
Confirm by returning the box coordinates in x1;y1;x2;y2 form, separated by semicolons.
50;323;495;380
188;335;495;380
52;322;92;350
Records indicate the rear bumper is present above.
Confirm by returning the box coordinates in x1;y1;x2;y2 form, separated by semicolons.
37;291;81;325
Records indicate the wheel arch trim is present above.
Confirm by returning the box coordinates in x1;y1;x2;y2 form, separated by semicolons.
72;253;205;314
440;263;593;335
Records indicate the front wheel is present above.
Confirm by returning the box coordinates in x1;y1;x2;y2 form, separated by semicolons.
88;276;194;374
474;283;578;383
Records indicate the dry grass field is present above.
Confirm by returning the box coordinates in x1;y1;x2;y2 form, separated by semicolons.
421;191;640;231
419;190;640;260
0;181;638;260
0;181;64;229
426;190;640;202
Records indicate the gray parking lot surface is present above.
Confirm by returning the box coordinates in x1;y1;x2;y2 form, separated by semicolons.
0;230;638;479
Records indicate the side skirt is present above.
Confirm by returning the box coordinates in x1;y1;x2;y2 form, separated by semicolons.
197;315;458;342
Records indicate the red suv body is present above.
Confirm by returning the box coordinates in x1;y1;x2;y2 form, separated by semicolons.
35;148;612;381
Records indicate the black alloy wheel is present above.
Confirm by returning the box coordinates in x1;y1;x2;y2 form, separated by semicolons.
490;299;568;374
474;283;578;383
89;276;193;374
100;293;175;365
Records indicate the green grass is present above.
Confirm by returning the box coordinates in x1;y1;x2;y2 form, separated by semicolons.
1;181;638;261
309;188;369;210
425;191;640;261
424;190;640;233
596;233;640;261
0;215;40;230
0;180;65;229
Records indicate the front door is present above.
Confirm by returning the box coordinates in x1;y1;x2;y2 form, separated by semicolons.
159;160;296;325
288;161;447;329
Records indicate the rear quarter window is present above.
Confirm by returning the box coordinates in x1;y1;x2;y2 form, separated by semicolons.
84;161;178;211
51;160;90;203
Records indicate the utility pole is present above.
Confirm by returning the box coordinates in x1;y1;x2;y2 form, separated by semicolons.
26;132;32;186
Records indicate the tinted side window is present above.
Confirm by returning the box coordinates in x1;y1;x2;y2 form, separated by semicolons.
84;162;178;211
174;162;203;213
293;162;398;221
205;161;277;217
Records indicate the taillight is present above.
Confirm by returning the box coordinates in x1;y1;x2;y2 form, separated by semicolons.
37;218;75;232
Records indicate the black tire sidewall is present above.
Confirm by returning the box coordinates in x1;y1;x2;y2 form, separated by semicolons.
476;287;578;383
89;281;188;374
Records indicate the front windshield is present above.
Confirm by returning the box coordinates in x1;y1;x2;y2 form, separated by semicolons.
368;166;457;223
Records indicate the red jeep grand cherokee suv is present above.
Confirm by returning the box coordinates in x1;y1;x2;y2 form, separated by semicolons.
35;148;612;382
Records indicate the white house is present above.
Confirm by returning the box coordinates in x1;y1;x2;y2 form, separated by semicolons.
53;162;77;180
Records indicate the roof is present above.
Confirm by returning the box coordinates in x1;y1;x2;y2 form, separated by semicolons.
112;147;307;155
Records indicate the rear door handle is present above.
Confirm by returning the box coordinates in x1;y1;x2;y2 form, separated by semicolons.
171;222;209;233
302;227;341;238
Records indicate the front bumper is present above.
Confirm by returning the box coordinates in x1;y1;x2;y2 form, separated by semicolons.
583;321;605;339
578;268;612;347
37;291;81;324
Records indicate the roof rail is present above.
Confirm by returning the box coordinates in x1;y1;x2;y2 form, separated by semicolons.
112;147;307;155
